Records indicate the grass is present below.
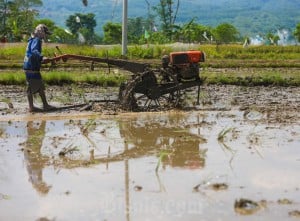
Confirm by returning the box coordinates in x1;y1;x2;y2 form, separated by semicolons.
0;43;299;86
1;42;300;61
201;69;300;86
218;127;234;142
1;69;299;86
0;71;25;85
155;150;170;172
0;70;127;86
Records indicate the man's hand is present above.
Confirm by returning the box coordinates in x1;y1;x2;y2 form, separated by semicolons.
42;57;51;64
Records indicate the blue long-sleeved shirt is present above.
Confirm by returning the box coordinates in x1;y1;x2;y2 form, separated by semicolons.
23;37;43;70
23;37;44;79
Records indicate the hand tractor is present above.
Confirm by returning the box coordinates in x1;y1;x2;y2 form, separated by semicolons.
45;48;205;111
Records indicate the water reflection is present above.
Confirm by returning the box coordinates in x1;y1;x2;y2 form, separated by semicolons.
117;117;206;221
119;119;206;169
24;121;51;194
21;116;207;192
18;116;207;221
1;111;299;221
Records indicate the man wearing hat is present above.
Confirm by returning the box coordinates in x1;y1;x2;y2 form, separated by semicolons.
23;24;56;112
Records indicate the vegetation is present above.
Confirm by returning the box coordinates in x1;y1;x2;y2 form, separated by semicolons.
201;70;300;87
0;43;299;86
152;0;180;41
0;0;42;41
295;23;300;42
0;70;127;86
1;43;299;60
1;67;299;87
36;0;300;38
65;13;101;44
103;22;122;44
1;0;299;45
213;23;239;44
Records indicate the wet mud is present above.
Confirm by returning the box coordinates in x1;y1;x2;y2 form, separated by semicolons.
0;84;300;221
1;84;300;119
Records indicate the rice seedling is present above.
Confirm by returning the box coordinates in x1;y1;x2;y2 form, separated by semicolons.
218;127;234;142
1;43;299;87
0;72;25;85
155;150;171;172
42;71;75;85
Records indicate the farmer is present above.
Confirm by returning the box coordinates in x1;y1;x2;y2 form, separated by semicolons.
23;24;55;112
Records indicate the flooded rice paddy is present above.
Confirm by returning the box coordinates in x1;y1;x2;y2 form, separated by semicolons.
0;85;300;221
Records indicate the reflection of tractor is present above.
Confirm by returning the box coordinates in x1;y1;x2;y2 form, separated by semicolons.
118;119;207;169
46;49;205;111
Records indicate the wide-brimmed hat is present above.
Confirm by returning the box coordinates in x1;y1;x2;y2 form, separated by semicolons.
34;24;52;38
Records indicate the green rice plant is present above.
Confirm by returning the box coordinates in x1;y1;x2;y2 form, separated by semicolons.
71;84;87;103
217;127;237;168
52;91;73;104
239;72;291;86
42;71;75;85
106;46;122;57
218;127;234;142
1;43;300;67
81;119;97;136
288;77;300;86
0;43;26;59
81;72;126;86
153;45;172;58
83;75;98;84
155;150;170;172
0;97;11;103
128;45;155;59
128;45;143;58
201;68;300;86
0;69;128;86
2;68;298;87
0;72;25;85
200;44;300;60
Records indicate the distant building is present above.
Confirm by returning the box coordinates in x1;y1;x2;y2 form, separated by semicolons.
249;35;264;45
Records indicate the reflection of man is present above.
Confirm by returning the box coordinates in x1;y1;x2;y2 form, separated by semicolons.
24;121;51;194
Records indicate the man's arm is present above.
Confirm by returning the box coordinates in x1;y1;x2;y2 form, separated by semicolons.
30;38;43;61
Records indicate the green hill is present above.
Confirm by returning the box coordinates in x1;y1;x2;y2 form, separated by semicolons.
37;0;300;37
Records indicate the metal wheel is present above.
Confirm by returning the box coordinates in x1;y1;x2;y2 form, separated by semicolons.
152;70;181;109
120;70;181;111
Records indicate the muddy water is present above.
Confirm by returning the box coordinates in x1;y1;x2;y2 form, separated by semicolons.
0;110;299;221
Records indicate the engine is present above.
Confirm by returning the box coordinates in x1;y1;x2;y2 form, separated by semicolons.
163;50;205;81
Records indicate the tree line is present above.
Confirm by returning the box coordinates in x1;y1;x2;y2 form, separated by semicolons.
1;0;299;45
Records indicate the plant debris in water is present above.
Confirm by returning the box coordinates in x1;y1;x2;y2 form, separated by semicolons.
134;185;143;191
58;147;79;157
210;183;229;191
234;198;262;215
0;193;11;200
193;182;229;192
289;210;300;218
277;198;293;205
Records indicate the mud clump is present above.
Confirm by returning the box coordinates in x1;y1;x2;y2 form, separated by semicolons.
277;198;293;205
289;210;300;218
234;198;265;215
193;182;229;192
210;183;229;191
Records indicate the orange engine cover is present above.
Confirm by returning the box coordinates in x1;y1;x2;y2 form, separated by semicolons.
170;50;204;64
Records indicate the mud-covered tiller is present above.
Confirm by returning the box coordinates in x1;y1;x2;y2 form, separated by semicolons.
45;48;205;111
